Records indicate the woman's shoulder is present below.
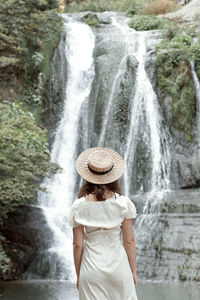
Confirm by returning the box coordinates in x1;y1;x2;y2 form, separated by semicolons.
71;196;85;208
116;194;137;218
116;193;133;204
75;196;85;203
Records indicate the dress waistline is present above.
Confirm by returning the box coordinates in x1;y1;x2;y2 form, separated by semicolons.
85;226;122;242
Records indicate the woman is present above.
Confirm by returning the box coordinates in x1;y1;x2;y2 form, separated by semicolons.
68;147;138;300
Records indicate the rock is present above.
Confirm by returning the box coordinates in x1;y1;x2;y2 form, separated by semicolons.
0;238;34;281
134;189;200;281
96;12;113;24
81;13;100;27
0;205;53;281
156;84;200;189
42;27;68;149
164;0;200;26
87;18;138;151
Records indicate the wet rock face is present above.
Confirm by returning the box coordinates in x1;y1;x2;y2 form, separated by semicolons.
43;11;200;189
165;0;200;24
87;19;139;153
0;206;52;280
158;89;200;189
42;28;68;150
134;190;200;281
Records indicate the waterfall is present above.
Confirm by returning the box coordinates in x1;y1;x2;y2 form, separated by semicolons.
98;16;133;146
26;15;95;280
25;12;172;281
93;15;171;200
124;31;171;202
190;60;200;149
98;55;128;146
91;15;171;280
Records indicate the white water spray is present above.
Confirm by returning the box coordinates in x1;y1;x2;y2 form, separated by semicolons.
190;60;200;149
36;17;95;280
121;29;170;198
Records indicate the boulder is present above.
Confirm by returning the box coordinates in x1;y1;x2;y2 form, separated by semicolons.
134;189;200;281
0;205;52;280
164;0;200;27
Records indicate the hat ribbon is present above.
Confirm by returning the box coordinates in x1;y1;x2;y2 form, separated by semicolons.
88;165;113;175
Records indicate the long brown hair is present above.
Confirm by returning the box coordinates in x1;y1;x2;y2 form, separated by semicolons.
78;180;121;201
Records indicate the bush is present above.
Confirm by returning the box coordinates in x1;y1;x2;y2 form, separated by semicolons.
66;0;146;13
0;0;61;277
156;33;196;141
143;0;180;15
191;35;200;80
157;33;192;51
129;14;164;31
0;101;61;224
0;0;62;110
82;13;100;26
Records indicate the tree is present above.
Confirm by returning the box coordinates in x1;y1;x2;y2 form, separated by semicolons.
0;101;61;224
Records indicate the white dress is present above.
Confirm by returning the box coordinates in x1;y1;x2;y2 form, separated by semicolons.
68;193;138;300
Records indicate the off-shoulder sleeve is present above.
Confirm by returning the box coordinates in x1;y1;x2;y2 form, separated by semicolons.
124;197;137;219
67;201;80;228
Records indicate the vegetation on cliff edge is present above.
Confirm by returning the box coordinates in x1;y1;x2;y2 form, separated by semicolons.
156;29;200;142
0;0;62;277
128;14;166;31
65;0;180;14
0;101;61;276
0;0;62;122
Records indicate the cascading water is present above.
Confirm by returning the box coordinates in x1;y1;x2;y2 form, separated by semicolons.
93;15;171;202
25;15;95;280
98;55;128;146
25;12;173;282
190;60;200;149
98;17;172;279
123;31;170;200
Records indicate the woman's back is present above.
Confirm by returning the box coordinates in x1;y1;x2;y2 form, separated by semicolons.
68;193;137;231
68;193;138;300
69;147;138;300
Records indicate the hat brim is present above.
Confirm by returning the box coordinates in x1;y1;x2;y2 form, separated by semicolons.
76;147;125;184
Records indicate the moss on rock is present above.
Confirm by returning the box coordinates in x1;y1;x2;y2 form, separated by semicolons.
128;14;165;31
156;32;196;142
191;35;200;80
82;13;100;27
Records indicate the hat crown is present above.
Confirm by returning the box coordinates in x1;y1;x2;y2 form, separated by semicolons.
76;147;124;184
87;150;113;173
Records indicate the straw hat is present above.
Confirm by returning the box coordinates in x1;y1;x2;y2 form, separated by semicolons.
76;147;125;184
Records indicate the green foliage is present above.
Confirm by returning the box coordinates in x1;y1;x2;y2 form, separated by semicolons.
128;15;164;31
0;0;62;110
191;35;200;79
0;0;62;276
66;0;146;13
126;8;137;17
157;33;192;51
0;101;61;224
82;13;100;27
156;32;196;141
0;240;10;275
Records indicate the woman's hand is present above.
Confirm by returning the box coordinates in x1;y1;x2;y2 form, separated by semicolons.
132;271;138;287
76;276;79;290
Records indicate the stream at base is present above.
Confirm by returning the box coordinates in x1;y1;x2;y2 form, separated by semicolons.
1;280;200;300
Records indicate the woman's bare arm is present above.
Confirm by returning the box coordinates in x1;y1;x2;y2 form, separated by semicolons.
73;225;84;284
122;218;137;286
